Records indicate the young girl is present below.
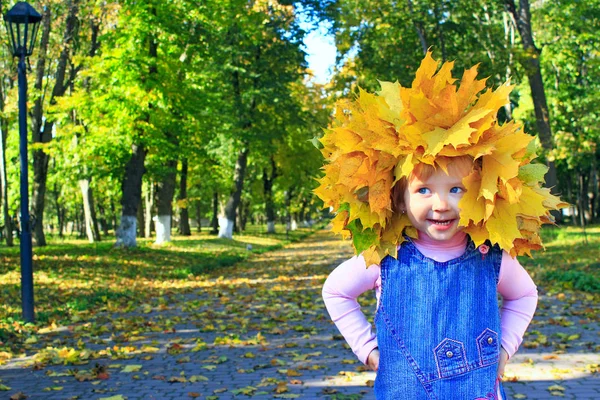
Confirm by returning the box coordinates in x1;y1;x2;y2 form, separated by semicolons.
316;53;564;399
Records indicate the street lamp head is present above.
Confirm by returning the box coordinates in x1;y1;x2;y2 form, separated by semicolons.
4;1;42;58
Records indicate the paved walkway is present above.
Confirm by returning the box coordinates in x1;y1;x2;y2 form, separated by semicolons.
1;230;598;399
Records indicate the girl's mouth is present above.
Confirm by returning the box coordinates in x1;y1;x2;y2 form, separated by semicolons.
427;219;455;230
428;219;453;225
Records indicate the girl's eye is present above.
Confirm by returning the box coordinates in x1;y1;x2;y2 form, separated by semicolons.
417;187;430;194
450;187;464;194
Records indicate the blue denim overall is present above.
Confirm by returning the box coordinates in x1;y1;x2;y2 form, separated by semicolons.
374;238;507;399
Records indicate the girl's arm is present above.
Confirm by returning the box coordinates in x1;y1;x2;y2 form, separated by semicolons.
322;255;380;365
498;251;539;359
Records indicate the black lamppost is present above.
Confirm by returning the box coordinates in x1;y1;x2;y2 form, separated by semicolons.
4;1;42;323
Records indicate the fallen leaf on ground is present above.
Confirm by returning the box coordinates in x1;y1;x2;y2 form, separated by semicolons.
120;365;142;373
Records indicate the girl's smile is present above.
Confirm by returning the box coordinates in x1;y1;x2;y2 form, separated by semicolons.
427;219;455;230
403;168;468;241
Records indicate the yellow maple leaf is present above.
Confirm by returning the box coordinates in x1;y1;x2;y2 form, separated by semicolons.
486;198;523;250
393;154;418;183
368;178;392;214
456;64;488;114
411;52;439;92
423;108;490;156
514;186;551;219
314;51;566;263
463;223;489;247
459;170;486;226
330;211;348;235
377;80;405;129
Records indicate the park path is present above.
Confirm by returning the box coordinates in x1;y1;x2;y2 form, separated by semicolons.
0;230;598;399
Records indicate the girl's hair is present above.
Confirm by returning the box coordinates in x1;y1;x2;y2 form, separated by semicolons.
390;155;476;213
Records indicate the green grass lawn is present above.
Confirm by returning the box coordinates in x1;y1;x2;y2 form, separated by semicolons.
521;225;600;293
0;223;322;330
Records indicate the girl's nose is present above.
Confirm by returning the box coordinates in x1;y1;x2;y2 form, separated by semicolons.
433;194;450;211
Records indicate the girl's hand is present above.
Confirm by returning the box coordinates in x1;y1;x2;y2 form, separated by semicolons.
367;348;380;371
497;347;509;379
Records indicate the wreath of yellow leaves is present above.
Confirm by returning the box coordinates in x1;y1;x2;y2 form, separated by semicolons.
314;52;567;267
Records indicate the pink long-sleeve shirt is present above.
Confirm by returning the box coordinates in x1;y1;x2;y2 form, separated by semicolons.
322;231;538;365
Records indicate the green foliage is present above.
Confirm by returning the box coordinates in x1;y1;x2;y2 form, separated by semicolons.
326;0;513;93
519;226;600;293
346;219;378;254
541;269;600;293
0;0;333;237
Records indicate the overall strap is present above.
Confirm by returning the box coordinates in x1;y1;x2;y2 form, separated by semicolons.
379;256;439;399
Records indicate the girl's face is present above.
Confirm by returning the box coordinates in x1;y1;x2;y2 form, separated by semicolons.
403;168;468;242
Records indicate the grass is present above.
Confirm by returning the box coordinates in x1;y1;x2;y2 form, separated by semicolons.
0;222;324;329
521;225;600;293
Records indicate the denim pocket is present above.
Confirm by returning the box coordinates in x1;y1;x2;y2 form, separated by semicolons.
433;338;468;378
476;328;499;367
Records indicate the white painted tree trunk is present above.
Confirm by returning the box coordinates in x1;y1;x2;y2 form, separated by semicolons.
79;179;95;243
218;217;234;239
291;219;298;231
154;215;171;244
267;221;275;233
115;215;137;247
144;183;154;238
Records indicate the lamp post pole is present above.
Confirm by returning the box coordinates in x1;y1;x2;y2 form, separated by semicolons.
17;50;34;322
4;1;42;323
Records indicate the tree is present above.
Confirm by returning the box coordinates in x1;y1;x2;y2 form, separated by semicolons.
505;0;558;199
529;0;600;224
217;0;308;238
326;0;512;94
0;41;14;246
29;0;81;246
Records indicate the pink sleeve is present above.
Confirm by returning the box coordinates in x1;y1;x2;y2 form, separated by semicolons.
497;251;538;359
322;255;380;365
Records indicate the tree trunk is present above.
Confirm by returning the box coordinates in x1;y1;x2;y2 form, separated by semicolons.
505;0;559;221
236;200;243;233
154;160;177;244
433;4;447;62
580;171;590;226
29;6;52;246
178;158;191;236
242;200;250;231
577;173;585;227
31;1;81;246
210;191;218;234
51;181;64;238
79;178;101;242
137;195;145;237
407;0;428;55
299;197;308;224
285;187;294;231
237;199;249;232
591;159;599;223
263;156;278;233
110;200;117;233
97;203;109;236
73;10;101;242
502;11;515;121
0;50;13;246
144;181;154;238
195;200;202;233
115;143;147;247
0;122;12;246
78;206;86;238
116;8;157;247
219;146;249;239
